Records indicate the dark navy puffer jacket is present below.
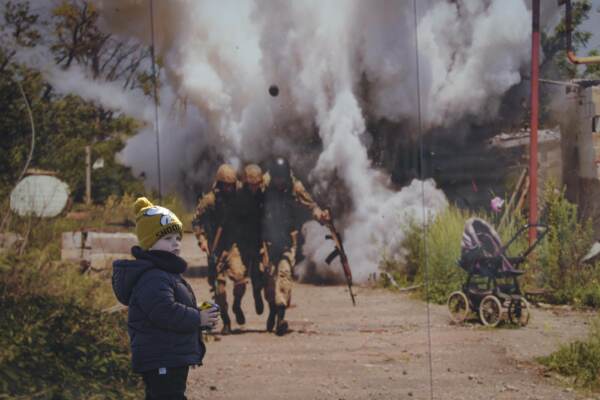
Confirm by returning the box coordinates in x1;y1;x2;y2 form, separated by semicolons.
112;246;205;373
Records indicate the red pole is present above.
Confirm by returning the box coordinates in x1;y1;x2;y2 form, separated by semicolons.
529;0;540;244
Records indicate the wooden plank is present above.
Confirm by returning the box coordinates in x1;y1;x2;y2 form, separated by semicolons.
500;168;527;227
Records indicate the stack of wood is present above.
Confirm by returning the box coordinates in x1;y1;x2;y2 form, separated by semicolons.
499;168;529;228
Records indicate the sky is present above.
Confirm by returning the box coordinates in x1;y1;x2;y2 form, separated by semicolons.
582;0;600;53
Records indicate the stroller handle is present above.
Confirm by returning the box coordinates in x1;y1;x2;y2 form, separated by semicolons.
500;224;548;259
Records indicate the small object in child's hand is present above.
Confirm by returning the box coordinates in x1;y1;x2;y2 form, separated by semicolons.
200;301;219;310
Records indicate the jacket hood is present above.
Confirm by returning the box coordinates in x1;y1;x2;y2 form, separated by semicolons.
112;246;188;305
112;258;154;305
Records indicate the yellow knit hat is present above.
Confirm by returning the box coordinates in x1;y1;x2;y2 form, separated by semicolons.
134;197;183;250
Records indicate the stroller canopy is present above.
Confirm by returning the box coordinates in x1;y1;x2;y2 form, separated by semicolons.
460;218;515;275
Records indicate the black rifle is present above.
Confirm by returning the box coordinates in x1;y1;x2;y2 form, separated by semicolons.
324;212;356;306
207;226;223;294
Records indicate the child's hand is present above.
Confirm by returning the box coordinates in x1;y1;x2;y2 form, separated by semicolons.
199;303;220;330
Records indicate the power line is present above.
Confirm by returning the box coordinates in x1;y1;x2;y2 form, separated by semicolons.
412;0;434;399
149;0;162;201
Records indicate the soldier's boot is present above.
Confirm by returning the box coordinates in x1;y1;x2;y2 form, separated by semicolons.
232;299;246;325
232;283;246;325
253;286;264;315
220;310;232;335
266;302;276;332
215;281;231;334
275;305;288;336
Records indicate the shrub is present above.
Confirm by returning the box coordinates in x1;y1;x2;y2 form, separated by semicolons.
383;182;600;308
533;183;598;305
381;206;473;303
0;248;142;398
0;250;115;310
0;294;142;398
539;318;600;389
386;203;532;304
536;184;595;294
0;194;168;398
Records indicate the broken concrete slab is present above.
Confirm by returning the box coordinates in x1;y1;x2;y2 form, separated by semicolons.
62;231;137;270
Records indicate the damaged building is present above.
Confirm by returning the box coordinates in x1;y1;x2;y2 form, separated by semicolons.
485;82;600;234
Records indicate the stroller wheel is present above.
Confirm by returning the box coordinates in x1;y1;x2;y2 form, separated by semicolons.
508;298;530;326
479;295;502;327
447;291;470;324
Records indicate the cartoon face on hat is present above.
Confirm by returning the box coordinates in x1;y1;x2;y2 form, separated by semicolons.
144;206;174;225
134;197;183;250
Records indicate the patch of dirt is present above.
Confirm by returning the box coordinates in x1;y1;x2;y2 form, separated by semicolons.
181;235;593;399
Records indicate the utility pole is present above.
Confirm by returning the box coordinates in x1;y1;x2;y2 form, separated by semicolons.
529;0;540;245
149;0;162;202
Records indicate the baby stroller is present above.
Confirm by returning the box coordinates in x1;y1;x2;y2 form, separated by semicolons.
447;218;547;327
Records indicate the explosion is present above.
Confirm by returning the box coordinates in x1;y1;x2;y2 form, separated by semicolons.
43;0;542;280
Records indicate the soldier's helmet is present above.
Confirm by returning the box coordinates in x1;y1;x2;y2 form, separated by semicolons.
215;164;237;184
270;157;291;180
269;157;292;190
243;164;263;185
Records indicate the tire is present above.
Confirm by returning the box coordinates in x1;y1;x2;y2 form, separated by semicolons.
508;298;530;327
479;295;503;327
447;291;470;324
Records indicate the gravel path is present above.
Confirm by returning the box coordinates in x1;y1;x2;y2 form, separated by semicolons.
180;234;594;400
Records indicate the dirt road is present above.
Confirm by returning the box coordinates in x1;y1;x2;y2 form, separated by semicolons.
181;235;594;400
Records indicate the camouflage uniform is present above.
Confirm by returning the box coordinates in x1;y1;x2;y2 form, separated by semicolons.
193;164;247;334
262;158;326;335
236;164;266;315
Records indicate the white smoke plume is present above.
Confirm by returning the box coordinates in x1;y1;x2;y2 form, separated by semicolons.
11;42;214;192
71;0;537;280
418;0;531;126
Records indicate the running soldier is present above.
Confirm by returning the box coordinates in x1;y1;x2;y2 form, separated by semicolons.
193;164;247;334
262;157;330;336
235;164;266;315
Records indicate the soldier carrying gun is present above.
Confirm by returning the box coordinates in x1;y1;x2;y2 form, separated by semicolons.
193;164;247;334
261;157;330;336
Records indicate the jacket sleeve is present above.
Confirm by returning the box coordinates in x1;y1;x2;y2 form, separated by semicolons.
135;274;201;333
193;191;216;245
292;178;324;221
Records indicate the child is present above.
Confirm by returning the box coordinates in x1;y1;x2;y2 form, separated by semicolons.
112;197;219;399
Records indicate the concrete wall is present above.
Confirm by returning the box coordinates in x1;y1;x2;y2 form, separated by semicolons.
489;128;562;205
538;132;563;192
61;231;137;270
561;85;600;236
